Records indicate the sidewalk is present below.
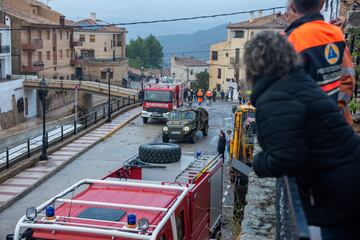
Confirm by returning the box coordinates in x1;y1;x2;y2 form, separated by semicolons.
0;107;141;211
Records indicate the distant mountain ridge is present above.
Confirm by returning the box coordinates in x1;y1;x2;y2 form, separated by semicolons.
157;24;228;65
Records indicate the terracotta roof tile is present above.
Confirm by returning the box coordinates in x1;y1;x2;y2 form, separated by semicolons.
4;1;60;25
228;13;289;29
73;18;125;33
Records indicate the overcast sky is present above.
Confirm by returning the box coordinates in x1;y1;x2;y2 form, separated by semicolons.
45;0;286;39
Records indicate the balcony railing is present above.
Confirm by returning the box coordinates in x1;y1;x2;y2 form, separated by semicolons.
0;45;10;54
70;58;85;66
276;177;310;240
70;40;84;48
22;39;43;51
22;61;44;73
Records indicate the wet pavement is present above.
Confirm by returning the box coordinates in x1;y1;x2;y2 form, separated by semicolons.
0;100;238;239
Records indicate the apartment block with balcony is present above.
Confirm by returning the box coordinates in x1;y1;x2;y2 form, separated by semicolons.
68;13;128;85
0;15;12;79
4;0;74;79
209;13;288;92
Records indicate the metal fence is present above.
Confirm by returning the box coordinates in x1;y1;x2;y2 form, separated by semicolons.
276;176;311;240
0;96;139;172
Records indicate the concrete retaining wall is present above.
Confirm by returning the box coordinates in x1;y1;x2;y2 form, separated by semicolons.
0;78;37;129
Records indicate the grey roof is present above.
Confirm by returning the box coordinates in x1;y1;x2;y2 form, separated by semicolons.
173;57;209;67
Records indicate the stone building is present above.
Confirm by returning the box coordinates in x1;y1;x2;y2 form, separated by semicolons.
171;56;209;87
209;13;288;92
4;0;74;79
339;0;359;17
69;13;128;86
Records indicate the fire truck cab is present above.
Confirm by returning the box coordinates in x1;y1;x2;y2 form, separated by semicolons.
142;83;183;124
9;150;223;240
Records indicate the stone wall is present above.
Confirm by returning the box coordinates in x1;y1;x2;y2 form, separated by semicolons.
240;173;276;240
340;0;359;17
240;139;277;240
38;90;75;114
0;110;16;130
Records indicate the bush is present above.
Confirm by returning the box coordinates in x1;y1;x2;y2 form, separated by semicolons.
349;99;360;114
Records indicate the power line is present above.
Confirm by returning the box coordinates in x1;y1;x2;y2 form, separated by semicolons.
76;7;285;27
2;6;285;31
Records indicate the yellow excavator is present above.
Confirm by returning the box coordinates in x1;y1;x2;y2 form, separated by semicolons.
230;103;256;166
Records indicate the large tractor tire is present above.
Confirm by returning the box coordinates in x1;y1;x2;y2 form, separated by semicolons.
139;143;181;164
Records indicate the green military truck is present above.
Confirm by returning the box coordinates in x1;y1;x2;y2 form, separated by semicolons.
162;107;209;143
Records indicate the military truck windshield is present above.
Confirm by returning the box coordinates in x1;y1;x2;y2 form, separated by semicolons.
169;111;181;119
144;90;173;103
182;112;195;119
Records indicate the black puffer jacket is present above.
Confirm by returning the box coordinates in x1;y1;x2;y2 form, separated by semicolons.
251;69;360;227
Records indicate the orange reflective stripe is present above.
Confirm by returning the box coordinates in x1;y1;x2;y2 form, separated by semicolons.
320;80;340;92
288;21;345;52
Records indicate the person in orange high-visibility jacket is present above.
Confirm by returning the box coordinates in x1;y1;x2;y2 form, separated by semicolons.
286;0;355;124
197;89;204;106
206;90;213;105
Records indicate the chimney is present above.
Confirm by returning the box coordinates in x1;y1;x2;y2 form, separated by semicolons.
249;11;254;23
59;15;65;26
90;12;96;21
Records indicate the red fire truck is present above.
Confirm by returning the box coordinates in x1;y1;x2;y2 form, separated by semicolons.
142;83;184;124
9;144;223;240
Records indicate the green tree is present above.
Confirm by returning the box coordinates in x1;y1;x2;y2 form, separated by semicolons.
126;37;149;68
145;34;164;69
195;71;209;90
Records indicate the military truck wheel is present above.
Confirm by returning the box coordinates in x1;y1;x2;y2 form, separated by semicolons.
189;133;197;144
143;117;148;124
139;143;181;163
202;123;209;136
162;134;169;143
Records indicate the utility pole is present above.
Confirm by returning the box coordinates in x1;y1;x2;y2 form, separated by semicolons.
140;67;145;104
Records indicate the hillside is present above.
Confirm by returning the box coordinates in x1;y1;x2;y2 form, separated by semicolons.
157;24;228;65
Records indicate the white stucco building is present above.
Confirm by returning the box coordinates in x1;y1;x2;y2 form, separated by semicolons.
171;56;209;87
0;15;12;79
209;13;288;92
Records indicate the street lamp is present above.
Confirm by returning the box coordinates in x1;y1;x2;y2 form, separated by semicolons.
140;67;145;103
39;77;48;161
107;68;113;123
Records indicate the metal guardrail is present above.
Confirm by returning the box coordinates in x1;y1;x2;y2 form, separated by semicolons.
0;96;139;172
276;177;311;240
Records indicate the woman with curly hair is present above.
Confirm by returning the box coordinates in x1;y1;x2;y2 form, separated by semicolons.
246;31;360;239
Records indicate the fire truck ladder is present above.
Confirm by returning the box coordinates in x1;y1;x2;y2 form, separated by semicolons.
13;179;190;240
175;154;222;184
